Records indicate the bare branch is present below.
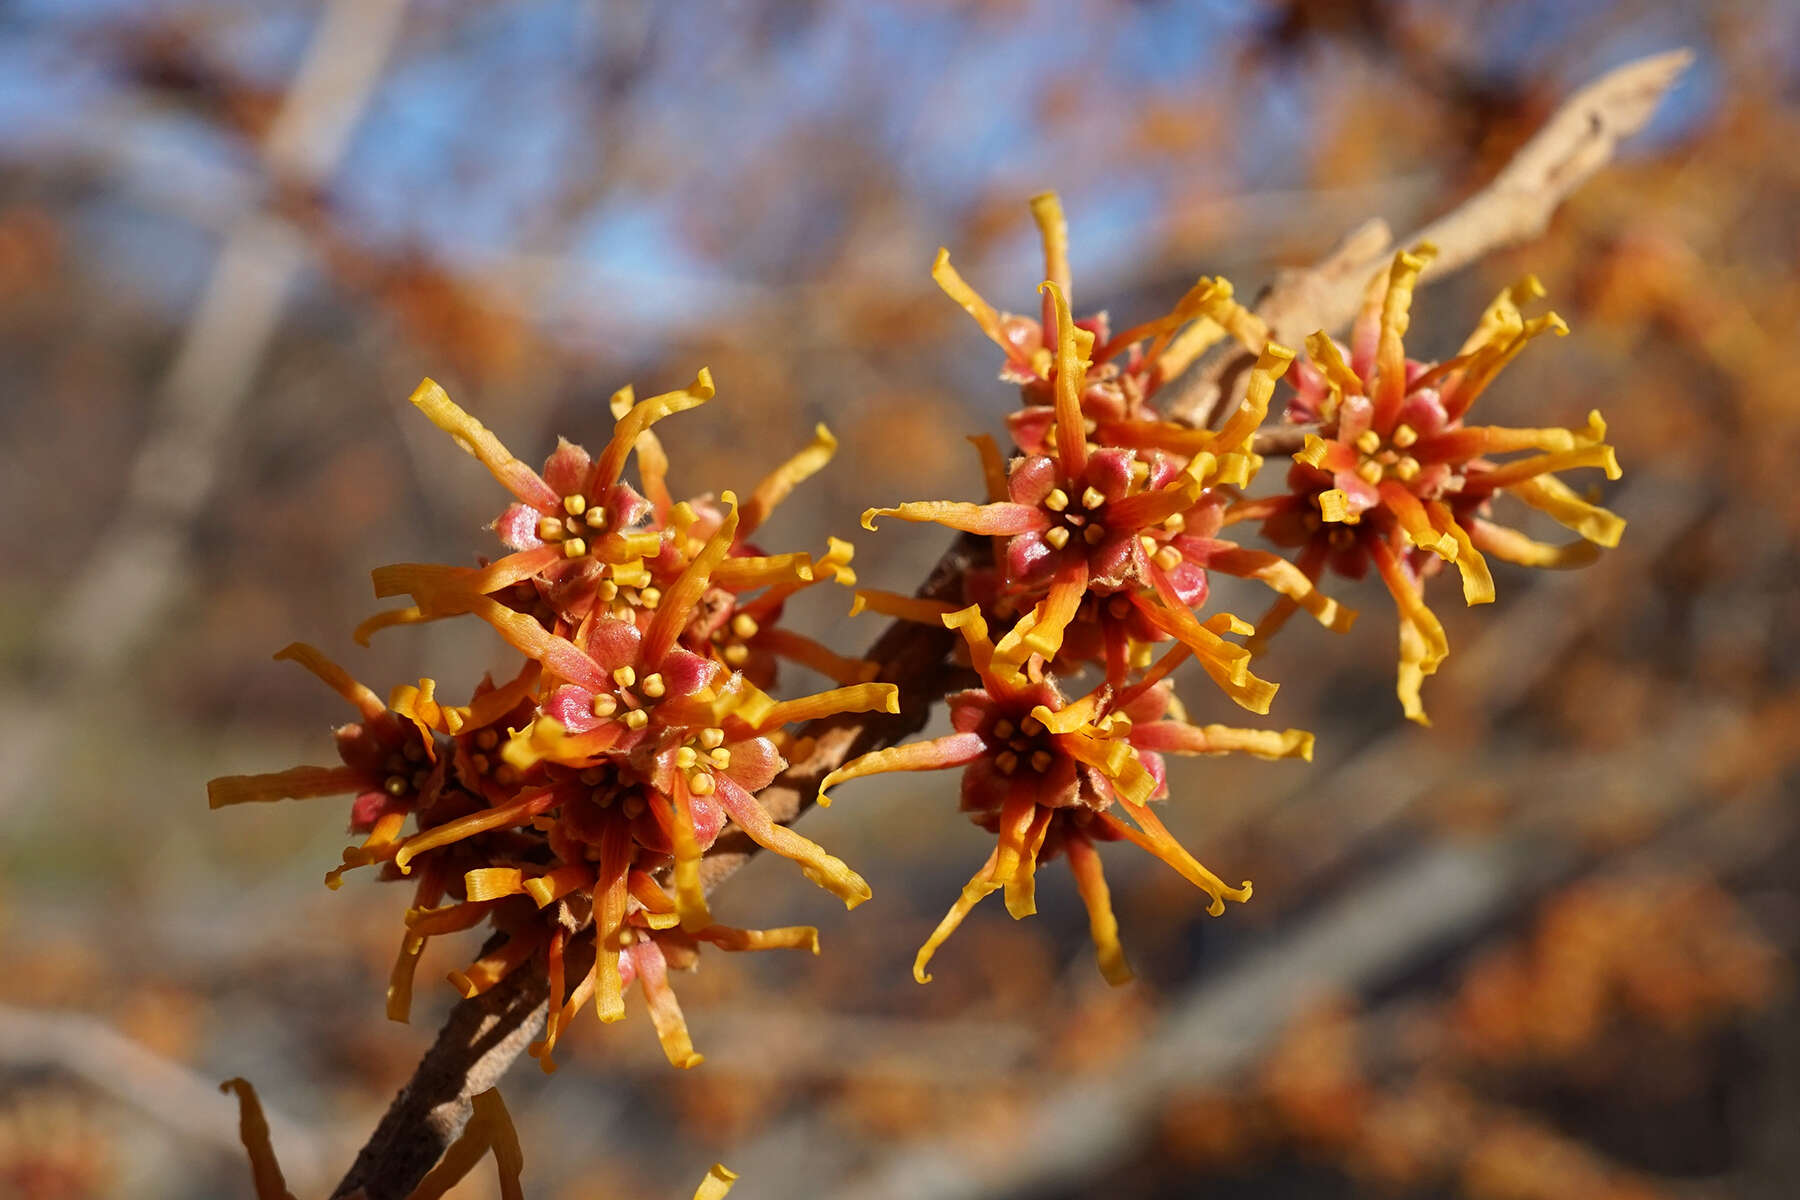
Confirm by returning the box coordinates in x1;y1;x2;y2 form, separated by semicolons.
332;933;572;1200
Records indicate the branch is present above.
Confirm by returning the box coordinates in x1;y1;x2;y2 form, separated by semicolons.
1166;48;1692;427
332;537;984;1199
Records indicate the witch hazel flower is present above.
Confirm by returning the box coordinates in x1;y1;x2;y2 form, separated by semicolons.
602;384;870;688
206;643;469;890
932;191;1269;436
1228;245;1624;722
862;282;1344;712
390;747;819;1071
357;371;717;643
817;607;1311;984
362;371;868;692
377;492;896;923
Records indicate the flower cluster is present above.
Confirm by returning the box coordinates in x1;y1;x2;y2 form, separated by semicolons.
836;200;1624;980
208;191;1626;1118
840;194;1331;978
821;606;1310;983
1227;245;1625;722
211;372;892;1069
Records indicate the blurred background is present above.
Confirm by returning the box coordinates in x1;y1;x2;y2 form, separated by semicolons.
1;1;1797;1197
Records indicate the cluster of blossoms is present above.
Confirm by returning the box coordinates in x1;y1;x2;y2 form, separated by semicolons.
827;193;1623;980
1224;246;1624;721
209;193;1625;1192
211;371;895;1070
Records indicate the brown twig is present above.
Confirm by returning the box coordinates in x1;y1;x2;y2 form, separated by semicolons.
331;47;1690;1197
1166;48;1692;428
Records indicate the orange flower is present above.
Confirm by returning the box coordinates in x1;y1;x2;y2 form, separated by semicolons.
1229;246;1624;722
818;607;1310;984
361;372;863;692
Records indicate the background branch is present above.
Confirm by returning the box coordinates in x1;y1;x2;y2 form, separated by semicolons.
1165;48;1692;428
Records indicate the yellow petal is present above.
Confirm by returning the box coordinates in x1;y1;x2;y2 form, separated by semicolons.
1214;342;1297;453
1065;835;1132;986
463;867;524;902
849;589;959;626
741;423;838;537
589;368;714;499
931;248;1006;346
1041;279;1095;477
1467;519;1601;568
274;642;385;722
1029;191;1071;294
757;682;898;731
694;1164;741;1200
915;850;1002;984
407;377;557;512
1305;329;1364;396
1507;475;1627;546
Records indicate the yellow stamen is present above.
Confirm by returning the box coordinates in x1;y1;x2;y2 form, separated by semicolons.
1080;486;1105;510
1045;526;1071;550
561;537;588;559
1355;429;1381;454
640;673;666;699
1044;488;1070;512
536;516;566;542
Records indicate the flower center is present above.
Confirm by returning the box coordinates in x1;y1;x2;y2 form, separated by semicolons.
463;726;521;786
672;726;730;796
990;715;1058;776
380;736;430;796
711;612;760;668
533;492;611;559
590;665;667;732
1350;423;1422;486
